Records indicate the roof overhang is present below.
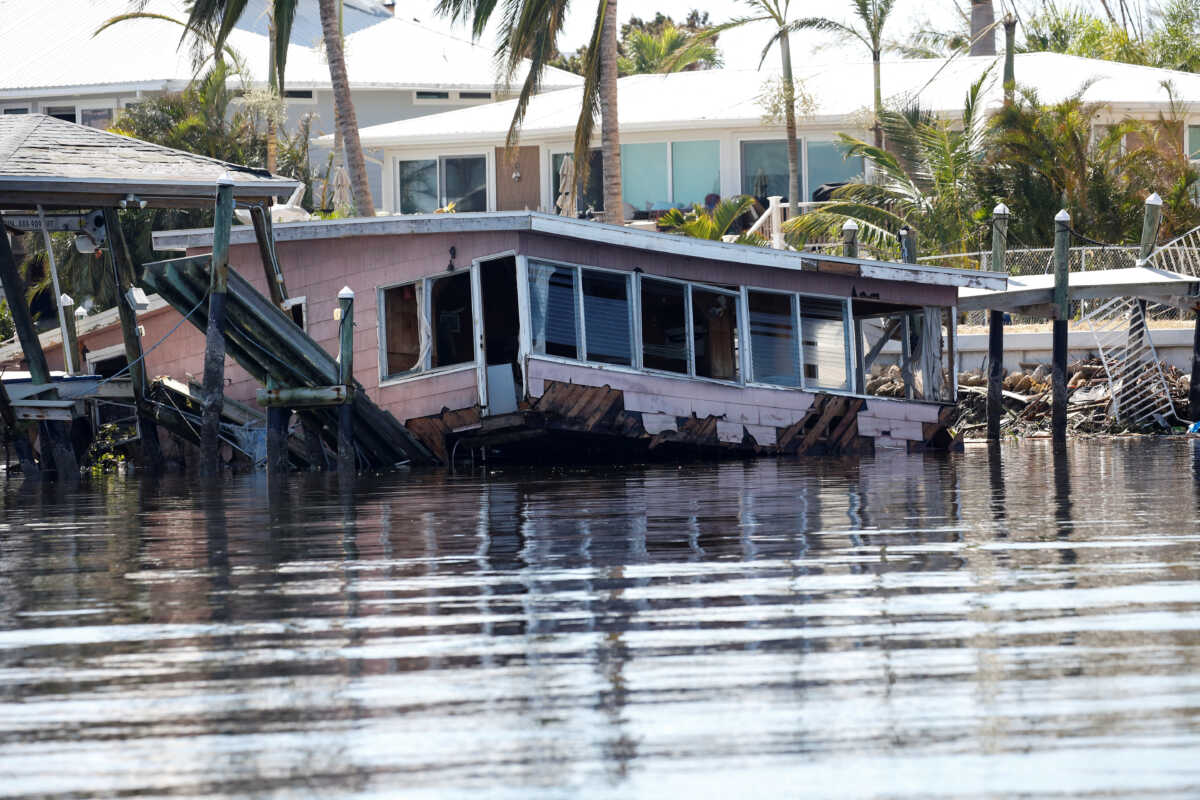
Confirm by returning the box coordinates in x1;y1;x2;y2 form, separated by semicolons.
958;266;1200;312
152;211;1008;291
0;175;299;211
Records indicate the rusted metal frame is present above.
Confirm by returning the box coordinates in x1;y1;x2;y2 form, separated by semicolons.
102;207;164;471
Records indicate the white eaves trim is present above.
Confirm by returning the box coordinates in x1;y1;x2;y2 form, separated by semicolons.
152;211;1008;291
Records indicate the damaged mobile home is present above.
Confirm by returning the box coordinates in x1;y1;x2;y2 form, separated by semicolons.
130;212;1003;464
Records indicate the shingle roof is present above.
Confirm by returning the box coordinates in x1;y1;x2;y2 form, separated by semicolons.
0;114;298;209
340;52;1200;148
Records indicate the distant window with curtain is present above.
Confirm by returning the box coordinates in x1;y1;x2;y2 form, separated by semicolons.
398;159;438;213
748;291;800;386
740;140;789;205
671;140;720;208
692;288;739;382
551;150;604;213
800;296;849;390
441;155;486;211
528;262;579;359
806;141;863;201
582;270;632;365
641;278;688;374
621;142;668;214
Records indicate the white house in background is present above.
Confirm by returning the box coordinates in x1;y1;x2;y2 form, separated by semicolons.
335;51;1200;220
0;0;581;207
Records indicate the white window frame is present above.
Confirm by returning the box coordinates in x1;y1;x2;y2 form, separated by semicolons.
390;149;495;214
526;257;636;369
376;269;479;386
411;90;492;106
282;296;307;331
744;286;801;388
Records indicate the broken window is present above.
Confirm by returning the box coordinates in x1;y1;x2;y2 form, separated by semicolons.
382;282;422;376
430;272;475;368
528;261;579;359
582;269;632;365
692;288;739;381
748;290;800;386
641;278;688;374
800;296;850;391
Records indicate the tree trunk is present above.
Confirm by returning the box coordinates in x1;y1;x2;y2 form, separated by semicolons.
599;0;623;224
872;49;883;149
318;0;375;217
779;30;800;217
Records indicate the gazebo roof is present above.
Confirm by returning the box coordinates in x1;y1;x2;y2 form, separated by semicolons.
0;114;299;210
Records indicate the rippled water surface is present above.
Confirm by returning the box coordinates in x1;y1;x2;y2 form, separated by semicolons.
1;439;1199;798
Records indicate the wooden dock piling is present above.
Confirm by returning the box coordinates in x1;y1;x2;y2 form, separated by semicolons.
988;203;1009;441
60;295;81;376
103;208;164;471
200;178;234;475
337;286;355;475
841;220;858;258
1052;209;1071;442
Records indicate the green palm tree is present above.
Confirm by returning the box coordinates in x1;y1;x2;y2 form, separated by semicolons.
618;22;722;74
791;0;899;149
784;69;991;256
437;0;625;224
722;1;808;216
658;196;767;244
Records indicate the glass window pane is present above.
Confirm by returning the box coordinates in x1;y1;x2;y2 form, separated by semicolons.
671;140;720;208
2;108;28;115
441;155;486;212
45;105;75;122
383;283;421;375
429;272;475;368
749;291;800;386
806;140;863;202
740;139;789;204
641;278;688;373
528;262;578;359
80;108;113;129
692;288;739;381
398;159;437;213
800;296;849;390
1189;125;1200;158
582;270;632;365
621;142;668;214
551;150;604;214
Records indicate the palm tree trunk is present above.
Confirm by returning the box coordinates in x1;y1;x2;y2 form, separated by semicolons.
779;30;800;216
267;24;278;174
599;0;623;224
318;0;375;217
872;49;883;149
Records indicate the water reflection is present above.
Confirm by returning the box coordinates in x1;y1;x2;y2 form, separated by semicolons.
0;441;1198;797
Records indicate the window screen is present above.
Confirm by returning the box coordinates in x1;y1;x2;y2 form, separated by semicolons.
641;278;688;374
749;291;800;386
528;262;578;359
800;296;849;390
692;288;739;381
582;270;632;366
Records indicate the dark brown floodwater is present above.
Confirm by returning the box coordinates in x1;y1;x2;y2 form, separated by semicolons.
0;439;1198;798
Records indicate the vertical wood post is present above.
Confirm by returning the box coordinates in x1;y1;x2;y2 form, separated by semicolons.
1052;208;1071;443
1138;192;1162;262
265;378;289;480
200;178;235;476
988;202;1010;441
103;207;164;471
768;196;784;250
900;225;917;264
1003;14;1017;104
0;226;75;479
337;285;355;475
841;219;859;258
37;206;73;375
249;204;288;307
60;294;81;376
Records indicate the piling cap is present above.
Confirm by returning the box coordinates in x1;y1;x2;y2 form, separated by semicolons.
338;285;355;300
841;219;859;232
1145;192;1162;206
216;172;235;187
992;202;1010;218
58;292;73;307
1055;208;1071;223
74;306;86;319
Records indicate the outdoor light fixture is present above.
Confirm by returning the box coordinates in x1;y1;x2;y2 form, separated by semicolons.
125;286;150;312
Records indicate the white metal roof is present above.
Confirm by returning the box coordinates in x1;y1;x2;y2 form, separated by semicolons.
0;0;580;97
341;51;1200;148
958;266;1200;311
151;210;1008;291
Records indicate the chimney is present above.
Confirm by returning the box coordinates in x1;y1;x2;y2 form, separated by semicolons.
969;0;996;56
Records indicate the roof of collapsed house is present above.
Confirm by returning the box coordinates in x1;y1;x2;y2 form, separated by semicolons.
152;211;1009;291
0;115;299;210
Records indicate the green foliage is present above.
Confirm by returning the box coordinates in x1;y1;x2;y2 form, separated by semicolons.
617;20;722;75
1021;0;1200;72
658;196;767;245
0;299;13;341
84;423;129;473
